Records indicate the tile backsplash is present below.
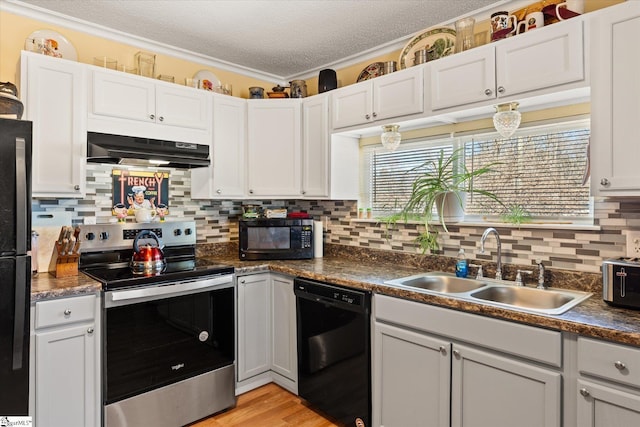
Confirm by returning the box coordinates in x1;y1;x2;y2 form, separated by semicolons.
32;164;638;274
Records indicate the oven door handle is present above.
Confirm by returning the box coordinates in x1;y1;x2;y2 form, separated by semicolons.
107;274;233;305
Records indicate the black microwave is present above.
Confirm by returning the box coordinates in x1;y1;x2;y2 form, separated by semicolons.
239;218;314;260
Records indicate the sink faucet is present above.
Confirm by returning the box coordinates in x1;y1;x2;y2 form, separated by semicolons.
480;227;502;280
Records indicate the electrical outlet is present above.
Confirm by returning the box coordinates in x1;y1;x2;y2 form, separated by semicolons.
626;231;640;258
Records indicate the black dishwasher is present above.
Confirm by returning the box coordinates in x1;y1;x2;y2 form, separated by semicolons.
294;278;371;426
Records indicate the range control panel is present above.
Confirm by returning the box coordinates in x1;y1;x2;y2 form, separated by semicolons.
80;221;197;252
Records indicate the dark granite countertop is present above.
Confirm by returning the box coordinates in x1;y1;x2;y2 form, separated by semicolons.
208;252;640;348
31;246;640;348
31;272;102;302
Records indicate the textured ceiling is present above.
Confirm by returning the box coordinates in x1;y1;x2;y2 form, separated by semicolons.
20;0;504;78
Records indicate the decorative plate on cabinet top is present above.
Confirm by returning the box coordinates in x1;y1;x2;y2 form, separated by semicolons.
193;69;220;91
25;29;77;61
399;27;456;69
356;62;384;82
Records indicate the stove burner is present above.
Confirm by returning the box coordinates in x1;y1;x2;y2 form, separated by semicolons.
78;221;233;290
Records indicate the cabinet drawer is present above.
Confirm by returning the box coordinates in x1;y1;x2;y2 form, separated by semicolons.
35;295;96;329
578;337;640;388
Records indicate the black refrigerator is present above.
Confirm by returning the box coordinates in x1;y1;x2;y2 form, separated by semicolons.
0;117;32;415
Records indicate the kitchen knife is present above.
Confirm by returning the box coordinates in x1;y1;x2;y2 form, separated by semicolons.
56;226;66;245
71;237;81;255
65;236;75;256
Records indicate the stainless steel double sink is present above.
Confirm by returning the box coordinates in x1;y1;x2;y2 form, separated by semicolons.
384;272;592;315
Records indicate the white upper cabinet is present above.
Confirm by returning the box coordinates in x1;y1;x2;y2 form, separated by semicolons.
495;18;584;97
302;94;330;198
191;94;246;199
590;1;640;196
21;52;87;198
332;66;424;129
429;44;496;111
428;18;585;112
246;99;302;197
88;69;212;144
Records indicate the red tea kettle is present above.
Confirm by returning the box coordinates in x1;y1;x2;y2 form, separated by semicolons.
130;230;166;275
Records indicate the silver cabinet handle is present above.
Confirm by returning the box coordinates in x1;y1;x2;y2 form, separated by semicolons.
452;349;460;358
74;185;80;190
249;189;254;194
216;189;222;194
579;388;590;397
87;327;94;334
301;190;306;195
600;178;610;186
497;86;505;94
240;279;246;284
614;361;626;371
372;112;377;118
365;114;371;120
159;116;164;122
485;89;493;96
63;309;71;316
438;345;447;355
149;114;155;120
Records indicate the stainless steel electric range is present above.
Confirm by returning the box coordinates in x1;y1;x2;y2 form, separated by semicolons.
79;220;236;427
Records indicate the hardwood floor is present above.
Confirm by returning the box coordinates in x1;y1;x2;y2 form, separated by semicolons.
191;383;340;427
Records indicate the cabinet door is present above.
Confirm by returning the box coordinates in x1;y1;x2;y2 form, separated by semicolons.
246;100;301;197
237;273;271;381
495;18;584;98
35;323;97;427
91;69;155;123
429;44;496;111
155;84;210;130
191;94;246;199
331;81;373;129
271;275;297;383
302;95;329;198
451;344;561;427
577;379;640;427
23;53;86;197
373;66;424;120
590;1;640;196
373;322;450;427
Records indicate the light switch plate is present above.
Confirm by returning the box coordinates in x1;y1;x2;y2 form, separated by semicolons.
626;231;640;258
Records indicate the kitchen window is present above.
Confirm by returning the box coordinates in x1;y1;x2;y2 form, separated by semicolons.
360;119;591;223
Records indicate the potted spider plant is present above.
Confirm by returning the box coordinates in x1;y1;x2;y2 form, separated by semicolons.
389;147;502;252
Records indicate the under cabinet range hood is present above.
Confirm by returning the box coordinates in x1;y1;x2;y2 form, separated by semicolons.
87;132;210;169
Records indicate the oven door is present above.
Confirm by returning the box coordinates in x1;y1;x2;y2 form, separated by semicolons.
103;274;235;405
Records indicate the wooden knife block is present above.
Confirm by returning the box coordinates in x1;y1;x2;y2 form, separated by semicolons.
49;242;79;278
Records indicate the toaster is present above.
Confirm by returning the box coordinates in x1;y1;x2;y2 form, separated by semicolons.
602;258;640;309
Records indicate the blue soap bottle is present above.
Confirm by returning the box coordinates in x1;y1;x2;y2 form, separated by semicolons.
456;248;468;278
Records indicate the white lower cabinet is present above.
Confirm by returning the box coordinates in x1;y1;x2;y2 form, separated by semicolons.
236;272;297;394
270;274;297;392
32;294;100;427
576;379;640;426
451;344;561;427
237;273;271;382
576;336;640;426
373;294;562;427
374;322;450;427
